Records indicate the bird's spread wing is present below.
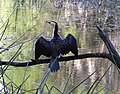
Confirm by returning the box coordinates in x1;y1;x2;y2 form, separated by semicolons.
61;34;78;56
35;36;51;59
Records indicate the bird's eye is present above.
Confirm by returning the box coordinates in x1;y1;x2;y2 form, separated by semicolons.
51;22;54;25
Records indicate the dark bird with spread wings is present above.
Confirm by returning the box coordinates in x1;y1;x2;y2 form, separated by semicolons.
35;21;78;72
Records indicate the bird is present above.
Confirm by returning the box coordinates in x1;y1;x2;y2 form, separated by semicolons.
35;21;78;72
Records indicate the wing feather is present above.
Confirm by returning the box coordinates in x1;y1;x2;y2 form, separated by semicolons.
35;36;51;59
61;34;78;56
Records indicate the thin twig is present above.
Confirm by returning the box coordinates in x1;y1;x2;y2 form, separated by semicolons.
67;69;98;94
90;64;112;94
12;75;30;94
0;24;37;54
86;76;99;94
0;19;10;41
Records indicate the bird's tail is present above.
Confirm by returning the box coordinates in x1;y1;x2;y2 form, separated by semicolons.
49;57;60;72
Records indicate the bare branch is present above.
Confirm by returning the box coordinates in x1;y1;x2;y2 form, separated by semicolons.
96;25;120;70
0;53;112;67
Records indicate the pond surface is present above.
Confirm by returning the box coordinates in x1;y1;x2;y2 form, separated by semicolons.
0;0;120;94
4;31;120;94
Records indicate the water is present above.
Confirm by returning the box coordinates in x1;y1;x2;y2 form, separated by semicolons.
3;31;120;94
0;0;120;94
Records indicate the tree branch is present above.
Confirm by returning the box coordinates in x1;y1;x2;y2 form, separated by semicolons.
96;25;120;69
0;25;119;70
0;53;112;67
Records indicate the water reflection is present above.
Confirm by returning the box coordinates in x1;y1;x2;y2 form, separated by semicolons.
1;27;119;93
1;19;120;94
0;0;120;93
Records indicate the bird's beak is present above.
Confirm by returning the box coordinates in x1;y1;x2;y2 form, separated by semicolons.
46;21;51;24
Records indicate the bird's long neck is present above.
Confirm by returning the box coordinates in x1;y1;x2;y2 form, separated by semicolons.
53;23;58;37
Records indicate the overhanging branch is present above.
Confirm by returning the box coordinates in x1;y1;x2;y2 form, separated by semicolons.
96;25;120;69
0;53;112;67
0;25;120;70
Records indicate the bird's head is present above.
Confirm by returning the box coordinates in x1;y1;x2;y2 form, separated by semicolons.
46;21;57;27
46;21;59;35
